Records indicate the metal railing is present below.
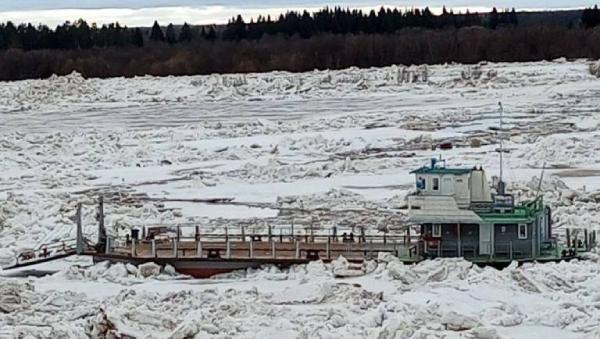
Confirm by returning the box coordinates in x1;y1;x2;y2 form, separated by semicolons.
14;239;80;265
104;226;420;261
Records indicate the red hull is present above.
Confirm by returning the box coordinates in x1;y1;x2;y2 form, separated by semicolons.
92;253;310;278
174;267;243;278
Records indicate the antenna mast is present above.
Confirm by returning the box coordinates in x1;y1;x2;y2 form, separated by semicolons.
536;162;546;199
497;102;505;195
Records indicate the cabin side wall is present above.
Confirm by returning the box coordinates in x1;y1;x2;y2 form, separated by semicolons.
422;223;479;257
422;219;544;259
493;223;534;258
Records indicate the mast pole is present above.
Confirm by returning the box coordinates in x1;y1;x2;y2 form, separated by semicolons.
499;102;503;184
498;102;505;195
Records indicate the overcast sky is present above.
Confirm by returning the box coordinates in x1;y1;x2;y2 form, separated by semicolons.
0;1;591;27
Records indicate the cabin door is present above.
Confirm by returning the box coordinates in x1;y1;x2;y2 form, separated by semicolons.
441;177;454;195
479;224;492;255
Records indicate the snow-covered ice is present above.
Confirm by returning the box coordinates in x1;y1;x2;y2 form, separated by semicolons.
1;59;600;338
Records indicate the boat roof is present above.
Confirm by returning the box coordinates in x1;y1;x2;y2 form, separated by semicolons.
408;196;484;224
410;166;473;175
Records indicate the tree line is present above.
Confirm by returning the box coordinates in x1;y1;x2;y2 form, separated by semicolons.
0;19;144;50
222;6;518;40
1;5;599;51
0;19;220;50
1;25;599;81
582;5;600;28
0;6;599;80
0;6;520;50
148;22;217;44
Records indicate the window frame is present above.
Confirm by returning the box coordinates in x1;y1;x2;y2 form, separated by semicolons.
432;176;440;191
432;223;442;237
518;224;528;239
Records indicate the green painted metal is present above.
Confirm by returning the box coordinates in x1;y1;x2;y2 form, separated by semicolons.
392;241;584;265
477;197;545;223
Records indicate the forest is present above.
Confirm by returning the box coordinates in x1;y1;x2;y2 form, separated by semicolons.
0;5;599;80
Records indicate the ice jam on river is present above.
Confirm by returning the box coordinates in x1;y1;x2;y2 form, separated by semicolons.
1;59;600;338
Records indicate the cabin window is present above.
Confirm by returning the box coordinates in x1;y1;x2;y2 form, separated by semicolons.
432;224;442;237
518;224;527;239
417;177;426;190
432;177;440;191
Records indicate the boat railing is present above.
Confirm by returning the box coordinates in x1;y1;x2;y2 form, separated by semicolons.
10;238;81;267
104;228;421;261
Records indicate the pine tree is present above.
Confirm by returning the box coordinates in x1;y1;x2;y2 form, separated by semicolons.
206;26;217;41
179;22;192;42
149;21;165;42
488;7;499;29
5;22;22;49
509;8;518;26
75;19;93;49
165;24;177;44
132;28;144;47
0;30;5;49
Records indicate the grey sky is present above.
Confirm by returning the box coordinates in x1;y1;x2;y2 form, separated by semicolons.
0;1;591;26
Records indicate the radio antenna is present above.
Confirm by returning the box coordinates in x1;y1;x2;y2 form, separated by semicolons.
497;102;505;195
536;162;546;199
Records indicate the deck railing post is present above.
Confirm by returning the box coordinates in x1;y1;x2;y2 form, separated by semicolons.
566;228;571;248
76;203;84;255
197;240;203;258
457;223;461;257
226;240;231;259
416;240;420;258
327;236;331;260
272;241;276;259
393;239;399;257
152;239;157;258
369;239;373;259
173;238;178;258
383;232;387;245
98;196;106;248
333;225;337;243
105;237;111;254
291;221;294;242
295;241;300;259
584;229;589;250
225;227;229;242
249;240;254;258
279;228;283;243
131;238;136;257
268;225;272;243
241;226;245;242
